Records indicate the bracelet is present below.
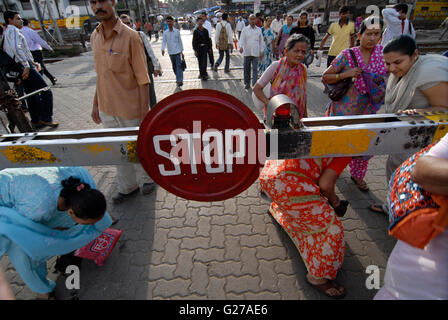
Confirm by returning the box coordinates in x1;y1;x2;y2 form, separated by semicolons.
336;74;340;81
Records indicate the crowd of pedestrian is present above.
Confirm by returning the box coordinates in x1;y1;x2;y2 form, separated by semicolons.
0;1;448;301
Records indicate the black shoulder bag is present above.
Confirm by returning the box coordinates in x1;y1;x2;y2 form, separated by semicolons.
181;53;186;71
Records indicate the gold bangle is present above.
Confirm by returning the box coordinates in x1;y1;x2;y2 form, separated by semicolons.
336;74;340;81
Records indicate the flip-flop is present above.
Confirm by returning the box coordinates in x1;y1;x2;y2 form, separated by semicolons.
369;204;388;216
350;176;369;192
306;277;346;299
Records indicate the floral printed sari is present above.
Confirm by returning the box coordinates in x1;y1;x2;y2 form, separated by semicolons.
260;159;346;279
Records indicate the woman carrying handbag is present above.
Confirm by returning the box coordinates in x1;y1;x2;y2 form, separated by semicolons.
322;16;387;193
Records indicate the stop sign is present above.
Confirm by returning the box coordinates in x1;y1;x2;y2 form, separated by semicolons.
137;89;265;202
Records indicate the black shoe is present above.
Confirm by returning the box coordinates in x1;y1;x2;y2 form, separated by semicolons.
244;84;250;90
51;78;57;85
110;215;120;225
213;63;218;72
224;69;230;73
112;187;140;204
202;76;208;81
142;182;156;195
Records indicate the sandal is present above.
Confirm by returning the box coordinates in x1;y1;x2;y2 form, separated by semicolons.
369;204;388;216
350;176;369;192
329;198;349;218
306;277;346;299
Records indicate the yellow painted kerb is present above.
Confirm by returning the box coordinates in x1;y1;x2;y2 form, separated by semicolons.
309;129;376;157
0;146;61;164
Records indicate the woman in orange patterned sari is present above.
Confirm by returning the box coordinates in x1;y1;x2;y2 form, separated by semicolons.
255;34;350;298
260;158;349;298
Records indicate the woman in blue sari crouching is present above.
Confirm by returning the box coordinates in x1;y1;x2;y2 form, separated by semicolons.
0;167;112;299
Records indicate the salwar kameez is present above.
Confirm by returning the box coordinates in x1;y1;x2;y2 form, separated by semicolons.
0;167;112;293
325;45;387;182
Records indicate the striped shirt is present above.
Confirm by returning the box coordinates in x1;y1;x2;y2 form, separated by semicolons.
3;25;34;68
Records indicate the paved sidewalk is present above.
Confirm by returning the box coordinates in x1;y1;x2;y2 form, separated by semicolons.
1;30;396;300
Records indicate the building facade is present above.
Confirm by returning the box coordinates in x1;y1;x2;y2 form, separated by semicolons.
0;0;161;26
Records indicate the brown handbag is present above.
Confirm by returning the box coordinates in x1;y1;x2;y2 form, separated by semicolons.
325;49;358;101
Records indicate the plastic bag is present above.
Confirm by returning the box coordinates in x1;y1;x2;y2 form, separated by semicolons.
252;82;271;110
315;50;323;67
74;228;123;266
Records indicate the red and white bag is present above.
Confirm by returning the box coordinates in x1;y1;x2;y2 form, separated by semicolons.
74;228;123;266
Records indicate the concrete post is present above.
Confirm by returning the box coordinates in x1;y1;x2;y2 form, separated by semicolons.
46;0;64;44
30;0;51;42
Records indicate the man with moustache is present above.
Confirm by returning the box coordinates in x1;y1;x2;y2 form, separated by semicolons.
89;0;156;204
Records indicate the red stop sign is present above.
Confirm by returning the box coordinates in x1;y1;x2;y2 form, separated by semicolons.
137;89;265;202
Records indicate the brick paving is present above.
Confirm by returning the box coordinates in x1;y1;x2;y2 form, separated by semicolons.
1;30;397;300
